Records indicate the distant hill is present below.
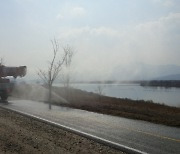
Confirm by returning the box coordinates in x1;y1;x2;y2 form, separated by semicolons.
111;63;180;81
155;74;180;80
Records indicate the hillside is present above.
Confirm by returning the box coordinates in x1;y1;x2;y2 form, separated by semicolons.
155;74;180;80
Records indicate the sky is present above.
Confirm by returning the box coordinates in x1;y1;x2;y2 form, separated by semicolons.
0;0;180;81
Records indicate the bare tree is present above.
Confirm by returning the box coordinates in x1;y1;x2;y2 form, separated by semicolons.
63;45;74;87
61;45;74;101
96;84;105;103
0;58;4;66
38;38;68;109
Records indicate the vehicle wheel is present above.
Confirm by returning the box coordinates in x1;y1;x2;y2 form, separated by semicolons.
1;92;8;101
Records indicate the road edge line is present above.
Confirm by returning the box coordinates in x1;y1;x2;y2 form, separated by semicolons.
0;106;147;154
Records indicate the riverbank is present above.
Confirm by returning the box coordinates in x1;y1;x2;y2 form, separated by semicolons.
140;80;180;88
12;84;180;127
52;87;180;127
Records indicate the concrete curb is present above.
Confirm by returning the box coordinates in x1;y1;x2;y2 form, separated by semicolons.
0;106;147;154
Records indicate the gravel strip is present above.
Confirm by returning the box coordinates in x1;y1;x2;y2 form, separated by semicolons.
0;107;124;154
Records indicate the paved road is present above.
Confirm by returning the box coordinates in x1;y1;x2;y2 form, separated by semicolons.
0;100;180;154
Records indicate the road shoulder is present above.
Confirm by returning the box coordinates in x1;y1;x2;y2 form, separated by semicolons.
0;107;123;154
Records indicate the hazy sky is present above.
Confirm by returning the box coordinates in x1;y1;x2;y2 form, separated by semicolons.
0;0;180;80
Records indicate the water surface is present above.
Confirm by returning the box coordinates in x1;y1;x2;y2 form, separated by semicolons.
66;83;180;107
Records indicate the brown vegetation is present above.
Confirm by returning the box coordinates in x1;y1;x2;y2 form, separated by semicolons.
52;87;180;127
12;84;180;127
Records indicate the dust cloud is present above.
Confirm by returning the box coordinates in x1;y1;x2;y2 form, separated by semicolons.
12;83;68;104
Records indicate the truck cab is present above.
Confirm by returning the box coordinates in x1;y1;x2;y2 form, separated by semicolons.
0;65;26;101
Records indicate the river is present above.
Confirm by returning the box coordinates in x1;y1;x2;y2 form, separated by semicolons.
59;83;180;107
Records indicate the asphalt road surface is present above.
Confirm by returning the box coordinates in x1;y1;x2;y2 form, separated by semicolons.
0;99;179;154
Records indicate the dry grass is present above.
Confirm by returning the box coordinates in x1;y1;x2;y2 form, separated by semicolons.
53;86;180;127
11;84;180;127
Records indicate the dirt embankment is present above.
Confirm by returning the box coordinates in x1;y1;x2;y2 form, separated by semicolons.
52;87;180;127
0;107;123;154
12;84;180;127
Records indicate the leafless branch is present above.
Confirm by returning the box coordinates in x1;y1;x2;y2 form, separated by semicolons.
37;69;48;84
63;45;74;67
37;38;74;109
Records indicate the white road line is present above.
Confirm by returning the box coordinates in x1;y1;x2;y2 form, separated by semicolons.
0;105;147;154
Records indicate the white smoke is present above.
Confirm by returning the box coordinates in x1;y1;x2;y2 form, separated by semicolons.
12;83;68;104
